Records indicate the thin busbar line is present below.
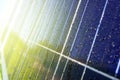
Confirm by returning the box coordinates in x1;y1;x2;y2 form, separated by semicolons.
36;0;55;41
28;40;119;80
10;0;36;79
60;0;89;79
28;0;59;79
14;2;38;79
30;0;62;79
54;0;75;48
80;0;109;80
22;0;50;79
15;0;55;79
36;1;63;80
19;0;49;79
45;0;75;79
10;0;33;79
52;0;82;79
44;0;71;79
115;59;120;77
35;1;60;79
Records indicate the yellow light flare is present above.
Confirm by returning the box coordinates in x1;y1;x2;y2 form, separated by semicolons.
0;0;19;80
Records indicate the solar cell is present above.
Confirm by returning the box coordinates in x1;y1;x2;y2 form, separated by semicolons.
0;0;120;80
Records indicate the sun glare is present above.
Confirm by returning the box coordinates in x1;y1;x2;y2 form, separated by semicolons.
0;0;18;80
0;0;17;37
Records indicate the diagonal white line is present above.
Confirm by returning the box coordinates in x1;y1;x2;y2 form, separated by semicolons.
10;1;38;79
26;0;60;80
45;0;70;80
29;40;60;55
14;0;55;79
115;59;120;76
81;0;109;80
28;40;119;80
14;1;38;79
51;0;82;80
60;0;89;79
35;0;62;79
56;0;75;47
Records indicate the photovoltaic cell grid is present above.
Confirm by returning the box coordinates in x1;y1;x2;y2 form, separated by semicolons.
1;0;120;80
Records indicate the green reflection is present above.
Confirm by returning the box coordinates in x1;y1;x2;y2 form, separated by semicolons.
3;31;65;80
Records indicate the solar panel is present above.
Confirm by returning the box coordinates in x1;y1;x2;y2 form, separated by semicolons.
0;0;120;80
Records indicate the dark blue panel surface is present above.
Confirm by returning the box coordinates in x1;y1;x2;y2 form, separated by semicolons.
62;61;84;80
83;69;111;80
70;0;106;63
88;0;120;78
